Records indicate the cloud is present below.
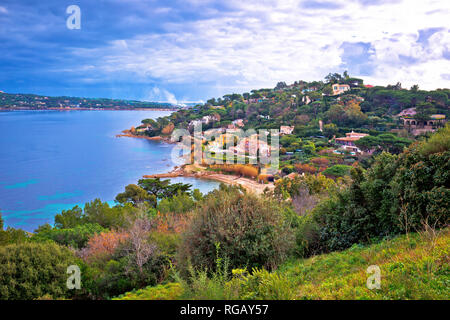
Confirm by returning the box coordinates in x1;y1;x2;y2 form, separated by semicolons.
0;0;449;100
69;0;449;92
0;6;7;14
145;87;178;104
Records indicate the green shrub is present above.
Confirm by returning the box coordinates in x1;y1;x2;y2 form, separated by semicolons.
32;223;106;249
322;164;352;178
227;268;295;300
113;282;184;300
177;186;294;274
0;242;81;299
0;227;29;246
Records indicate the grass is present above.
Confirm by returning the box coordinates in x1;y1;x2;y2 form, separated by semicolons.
279;228;449;300
113;228;449;300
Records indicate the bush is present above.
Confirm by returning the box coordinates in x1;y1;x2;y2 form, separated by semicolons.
177;186;294;274
0;227;29;246
322;164;352;178
114;282;183;300
32;223;106;249
0;242;81;299
227;268;295;300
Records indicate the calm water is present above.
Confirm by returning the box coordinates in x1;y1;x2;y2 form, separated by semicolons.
0;110;219;231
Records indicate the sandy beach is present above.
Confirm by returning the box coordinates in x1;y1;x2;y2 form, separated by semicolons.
143;164;274;195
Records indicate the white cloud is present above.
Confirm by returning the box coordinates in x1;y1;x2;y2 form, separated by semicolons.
0;6;8;14
145;87;178;104
71;0;450;92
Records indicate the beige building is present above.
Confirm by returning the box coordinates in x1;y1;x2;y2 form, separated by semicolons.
335;131;369;153
402;114;446;135
332;84;350;95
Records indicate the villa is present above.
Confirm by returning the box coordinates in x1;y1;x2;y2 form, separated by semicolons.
232;119;245;128
280;125;295;135
335;131;369;153
402;114;447;135
332;84;350;95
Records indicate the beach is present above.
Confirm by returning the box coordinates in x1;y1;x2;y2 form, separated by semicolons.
143;164;274;195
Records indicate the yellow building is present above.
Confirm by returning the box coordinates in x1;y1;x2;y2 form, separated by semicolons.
332;84;350;95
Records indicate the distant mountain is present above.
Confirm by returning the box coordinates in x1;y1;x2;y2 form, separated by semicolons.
0;91;179;110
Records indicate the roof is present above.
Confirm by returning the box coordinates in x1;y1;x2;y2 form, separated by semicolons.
335;137;363;142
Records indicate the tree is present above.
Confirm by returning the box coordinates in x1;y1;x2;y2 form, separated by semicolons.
325;104;345;124
124;215;156;276
322;85;333;95
138;178;191;200
410;84;419;92
54;206;83;229
414;102;435;123
325;72;343;84
323;123;338;138
344;102;368;126
275;82;287;90
84;199;127;229
115;184;156;207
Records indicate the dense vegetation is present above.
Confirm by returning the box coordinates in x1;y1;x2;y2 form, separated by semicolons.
0;74;448;300
132;73;448;179
116;229;449;300
0;92;176;110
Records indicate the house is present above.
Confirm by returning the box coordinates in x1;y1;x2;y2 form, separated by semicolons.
335;131;369;153
302;87;318;94
189;114;220;128
232;119;245;128
280;126;295;135
231;134;272;157
332;84;350;95
402;114;446;135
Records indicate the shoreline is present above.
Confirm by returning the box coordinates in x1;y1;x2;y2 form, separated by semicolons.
143;165;274;195
0;107;177;112
115;132;174;143
118;133;274;194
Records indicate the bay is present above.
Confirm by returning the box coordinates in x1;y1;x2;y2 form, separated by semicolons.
0;110;219;231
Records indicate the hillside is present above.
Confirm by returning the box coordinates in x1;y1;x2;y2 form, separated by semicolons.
114;228;450;300
0;91;177;110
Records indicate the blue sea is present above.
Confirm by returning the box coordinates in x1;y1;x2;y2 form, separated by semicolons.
0;110;220;231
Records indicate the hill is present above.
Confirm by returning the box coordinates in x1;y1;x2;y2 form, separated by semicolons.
114;228;450;300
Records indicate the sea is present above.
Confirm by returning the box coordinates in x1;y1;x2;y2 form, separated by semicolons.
0;110;220;231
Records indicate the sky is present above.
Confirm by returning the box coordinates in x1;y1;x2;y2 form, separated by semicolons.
0;0;449;103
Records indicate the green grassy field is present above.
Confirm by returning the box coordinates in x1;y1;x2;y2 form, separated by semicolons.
114;228;449;300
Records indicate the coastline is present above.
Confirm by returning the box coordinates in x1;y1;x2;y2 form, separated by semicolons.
118;133;274;194
115;132;174;143
143;165;274;195
0;107;177;111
